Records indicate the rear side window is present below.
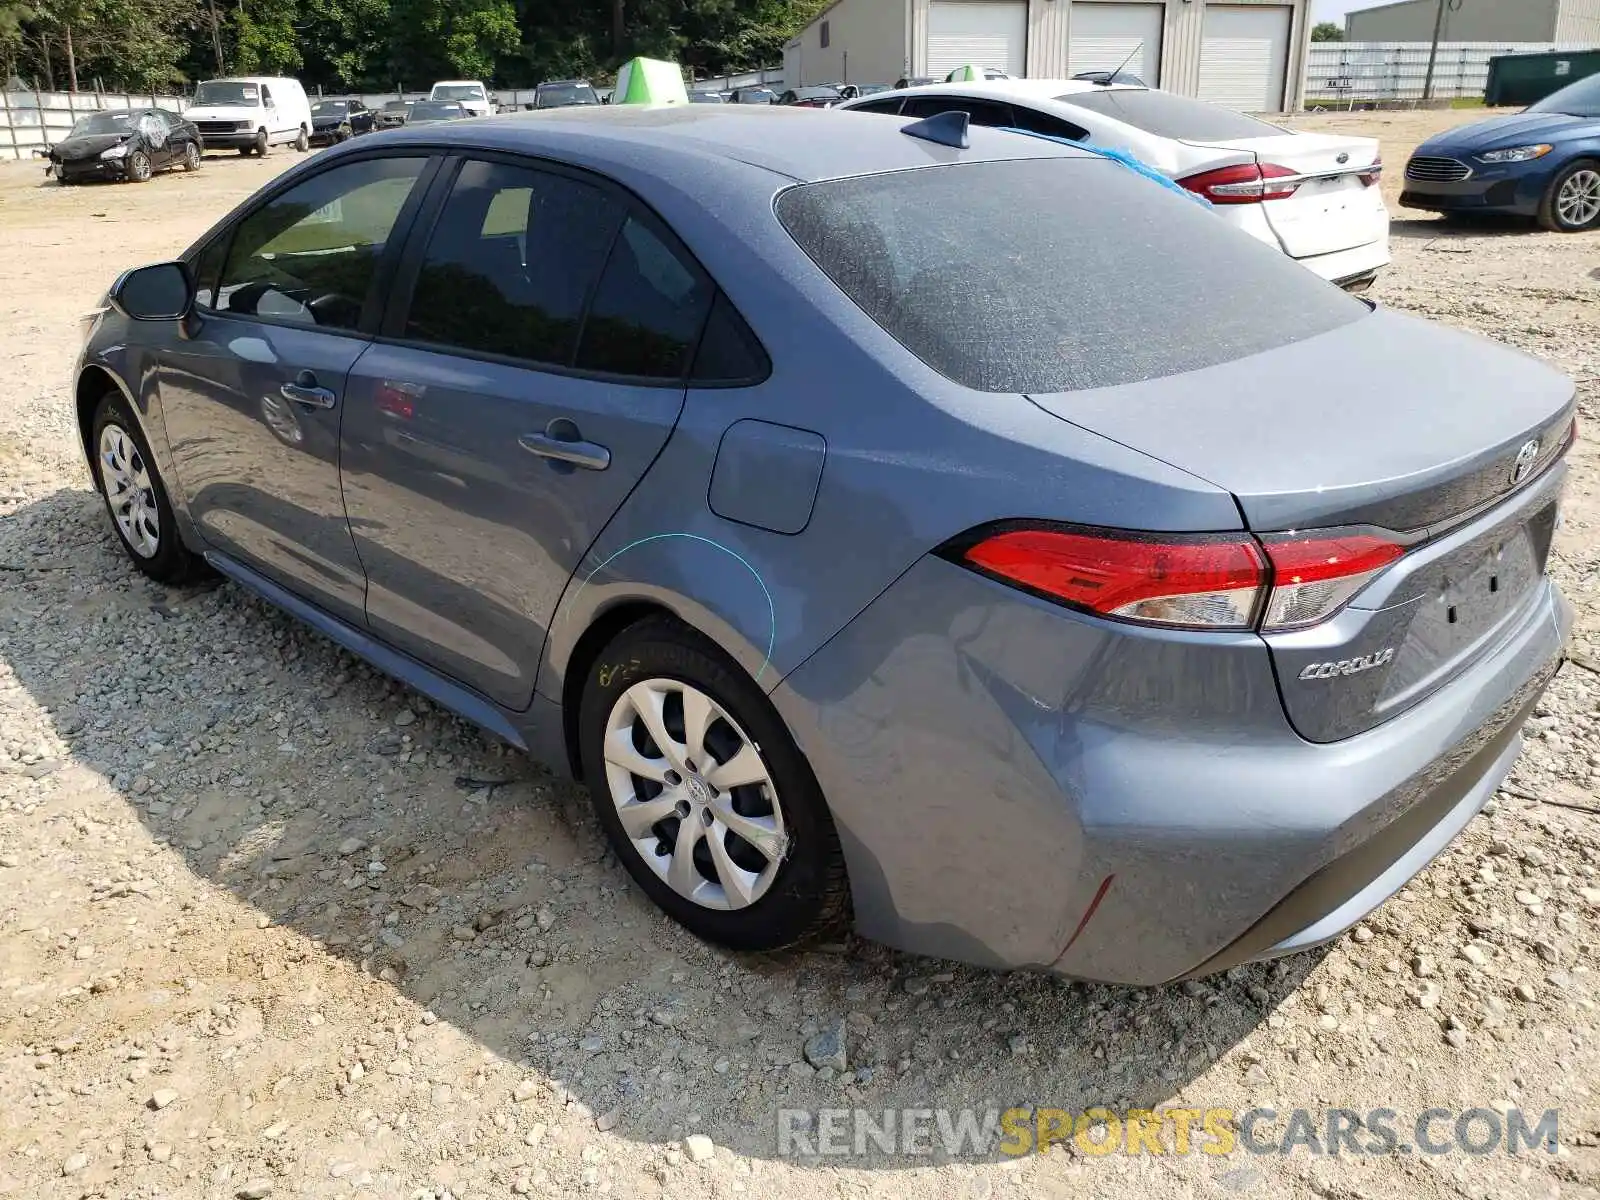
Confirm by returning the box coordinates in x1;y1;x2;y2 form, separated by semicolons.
573;216;713;379
900;96;1014;126
691;293;770;385
775;158;1365;393
403;159;621;365
1054;89;1284;140
848;97;904;115
1008;104;1088;141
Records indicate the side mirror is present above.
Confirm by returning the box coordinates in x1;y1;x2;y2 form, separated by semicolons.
109;261;193;321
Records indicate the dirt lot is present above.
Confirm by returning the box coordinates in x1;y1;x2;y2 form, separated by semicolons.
2;110;1599;1200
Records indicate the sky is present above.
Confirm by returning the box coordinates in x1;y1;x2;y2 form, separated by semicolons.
1312;0;1391;22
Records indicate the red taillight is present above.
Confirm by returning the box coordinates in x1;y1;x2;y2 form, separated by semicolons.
1258;533;1404;631
962;529;1267;630
1179;162;1301;204
1358;158;1383;186
955;525;1407;632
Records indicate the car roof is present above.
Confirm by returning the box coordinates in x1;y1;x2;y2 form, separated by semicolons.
859;78;1144;102
365;103;1092;184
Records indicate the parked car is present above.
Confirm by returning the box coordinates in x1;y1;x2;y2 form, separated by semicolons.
376;99;413;129
839;79;1391;291
76;106;1573;985
187;76;312;156
778;86;841;108
49;108;202;184
1401;70;1600;231
309;99;375;145
688;91;726;104
535;79;601;109
728;86;778;105
428;80;492;118
894;76;936;89
405;100;469;125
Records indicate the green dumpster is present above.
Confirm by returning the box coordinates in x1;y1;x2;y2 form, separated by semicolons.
1485;49;1600;108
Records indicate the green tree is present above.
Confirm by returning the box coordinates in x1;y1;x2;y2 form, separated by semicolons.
387;0;516;84
234;0;302;75
1311;21;1343;41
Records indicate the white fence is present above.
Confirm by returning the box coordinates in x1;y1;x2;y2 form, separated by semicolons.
1;89;189;160
1304;41;1578;107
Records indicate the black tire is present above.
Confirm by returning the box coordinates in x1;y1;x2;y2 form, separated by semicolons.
89;391;209;585
1537;158;1600;232
294;126;309;152
125;150;152;183
182;141;201;171
254;129;270;156
237;146;252;156
337;123;352;142
578;616;850;952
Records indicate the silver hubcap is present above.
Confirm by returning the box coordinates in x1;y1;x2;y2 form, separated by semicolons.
1557;169;1600;227
604;679;787;910
99;424;160;558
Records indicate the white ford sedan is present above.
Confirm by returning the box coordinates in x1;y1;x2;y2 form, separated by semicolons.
838;79;1391;292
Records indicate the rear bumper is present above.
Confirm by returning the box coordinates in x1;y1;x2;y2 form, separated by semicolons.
1292;238;1392;287
774;558;1569;985
1400;161;1556;217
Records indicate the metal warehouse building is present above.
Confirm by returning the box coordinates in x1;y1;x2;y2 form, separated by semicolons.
783;0;1317;112
1345;0;1600;45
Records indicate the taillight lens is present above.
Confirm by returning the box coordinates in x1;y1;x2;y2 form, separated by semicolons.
1358;158;1382;186
1179;162;1301;204
961;529;1267;630
1258;533;1404;631
953;525;1406;633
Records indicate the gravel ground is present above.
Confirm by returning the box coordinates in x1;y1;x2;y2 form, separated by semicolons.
2;111;1599;1200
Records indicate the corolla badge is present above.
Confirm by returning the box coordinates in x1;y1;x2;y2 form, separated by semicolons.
1511;438;1540;485
1298;647;1395;681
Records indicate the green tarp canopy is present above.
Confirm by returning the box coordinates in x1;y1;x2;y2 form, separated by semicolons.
614;57;690;105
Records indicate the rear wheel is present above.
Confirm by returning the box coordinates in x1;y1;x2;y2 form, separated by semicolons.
182;141;201;171
294;126;309;152
90;392;209;584
1538;158;1600;232
125;150;152;183
578;616;849;952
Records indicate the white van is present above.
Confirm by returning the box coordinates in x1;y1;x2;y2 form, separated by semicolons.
428;80;493;118
187;77;313;156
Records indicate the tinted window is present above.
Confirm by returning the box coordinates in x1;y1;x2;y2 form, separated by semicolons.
575;217;713;379
900;96;1014;126
404;159;621;365
1055;89;1285;139
849;97;903;115
776;158;1365;393
410;101;464;120
691;293;770;385
1529;72;1600;116
1008;104;1088;141
217;156;426;331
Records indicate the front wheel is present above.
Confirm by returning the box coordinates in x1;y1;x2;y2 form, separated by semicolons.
90;393;209;584
1538;159;1600;232
254;129;270;156
578;616;849;952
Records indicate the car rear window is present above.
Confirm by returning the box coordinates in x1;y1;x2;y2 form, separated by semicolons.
1054;88;1285;140
775;158;1365;393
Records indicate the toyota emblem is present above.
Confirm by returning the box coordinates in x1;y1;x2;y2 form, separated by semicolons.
1336;151;1349;164
1511;438;1540;485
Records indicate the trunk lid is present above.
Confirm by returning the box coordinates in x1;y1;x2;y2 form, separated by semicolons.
1026;307;1574;740
1183;129;1388;259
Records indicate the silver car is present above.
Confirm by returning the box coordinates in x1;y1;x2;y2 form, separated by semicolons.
75;107;1573;983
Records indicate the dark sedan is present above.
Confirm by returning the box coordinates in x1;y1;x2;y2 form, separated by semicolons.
376;100;413;128
777;86;841;108
405;100;470;125
49;108;202;184
309;99;375;145
1402;71;1600;231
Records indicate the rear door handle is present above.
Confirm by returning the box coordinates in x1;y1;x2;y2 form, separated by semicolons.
281;374;336;409
519;430;610;471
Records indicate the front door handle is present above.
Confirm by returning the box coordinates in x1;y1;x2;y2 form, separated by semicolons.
281;370;336;410
519;428;610;471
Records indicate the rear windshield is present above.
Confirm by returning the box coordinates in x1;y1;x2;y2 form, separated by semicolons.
775;158;1365;393
1055;88;1285;140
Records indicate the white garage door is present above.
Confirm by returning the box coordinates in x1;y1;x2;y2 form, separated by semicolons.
1068;3;1163;85
928;1;1028;80
1197;5;1292;112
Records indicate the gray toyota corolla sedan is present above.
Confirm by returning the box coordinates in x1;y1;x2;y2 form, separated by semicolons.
75;105;1574;985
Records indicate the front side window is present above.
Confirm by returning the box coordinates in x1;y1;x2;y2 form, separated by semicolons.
573;216;713;379
403;159;621;365
216;156;427;331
